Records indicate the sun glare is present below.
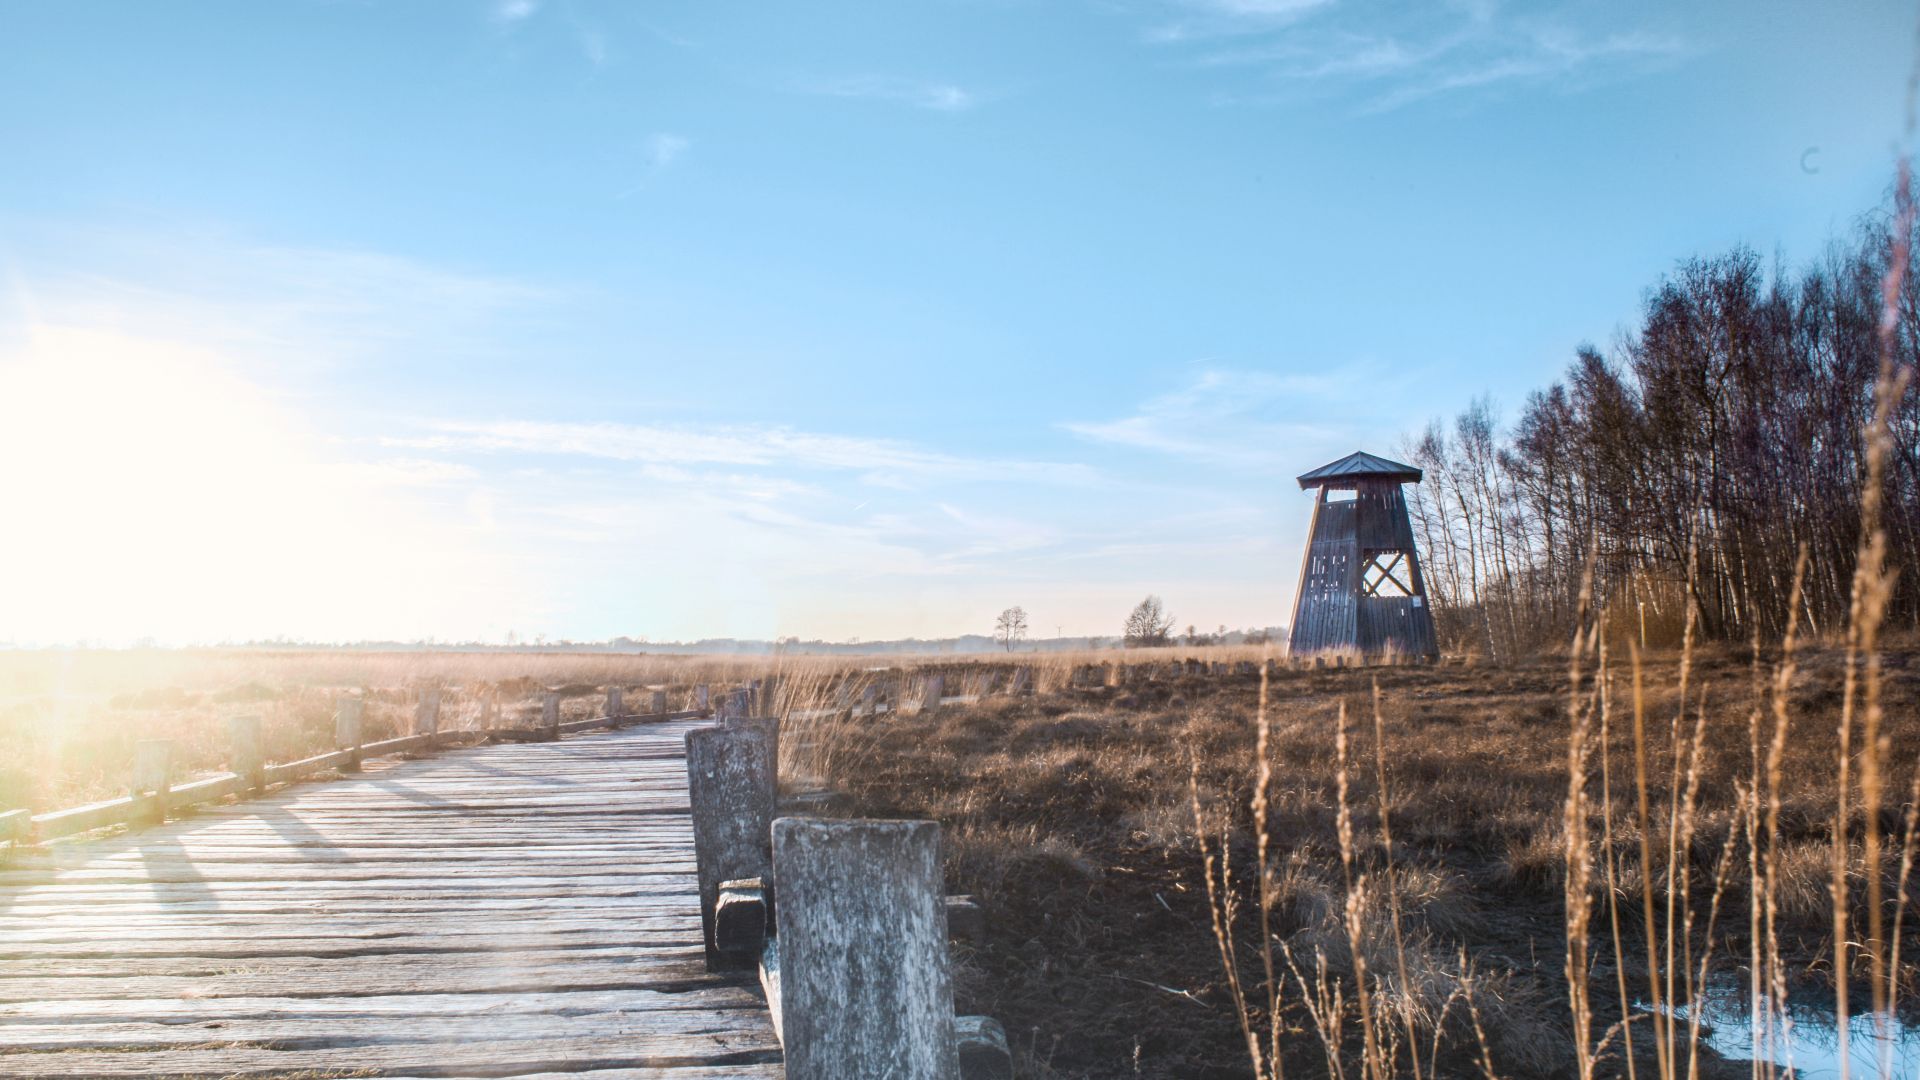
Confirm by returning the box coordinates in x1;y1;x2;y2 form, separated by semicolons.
0;326;494;645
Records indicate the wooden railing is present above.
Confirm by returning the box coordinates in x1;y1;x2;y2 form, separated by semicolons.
0;684;713;847
684;713;1013;1080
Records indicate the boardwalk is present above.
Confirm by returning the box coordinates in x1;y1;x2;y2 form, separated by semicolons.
0;720;784;1079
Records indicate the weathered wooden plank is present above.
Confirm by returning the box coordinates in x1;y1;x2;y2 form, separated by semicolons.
0;943;711;983
0;987;763;1022
0;955;727;1002
0;719;782;1077
0;1031;781;1078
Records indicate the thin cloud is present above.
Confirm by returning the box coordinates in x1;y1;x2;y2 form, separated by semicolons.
802;76;983;113
492;0;540;25
1145;1;1687;113
383;418;1098;486
647;133;689;169
1062;367;1382;467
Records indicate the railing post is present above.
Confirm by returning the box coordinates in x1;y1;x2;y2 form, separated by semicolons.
685;724;777;970
607;686;624;723
228;715;264;796
334;698;364;771
415;690;441;747
772;818;959;1079
651;688;668;714
542;691;560;741
131;740;175;825
694;683;710;711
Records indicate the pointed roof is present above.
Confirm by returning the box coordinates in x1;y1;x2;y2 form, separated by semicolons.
1296;450;1422;489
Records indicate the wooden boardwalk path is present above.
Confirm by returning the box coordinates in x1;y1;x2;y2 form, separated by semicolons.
0;719;784;1079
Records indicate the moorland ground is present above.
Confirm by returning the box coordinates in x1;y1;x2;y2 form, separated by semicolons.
3;644;1916;1079
803;646;1920;1079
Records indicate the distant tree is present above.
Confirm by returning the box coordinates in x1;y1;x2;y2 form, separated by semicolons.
1124;596;1175;647
994;606;1029;652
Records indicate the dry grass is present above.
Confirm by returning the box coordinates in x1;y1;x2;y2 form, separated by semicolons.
808;644;1920;1079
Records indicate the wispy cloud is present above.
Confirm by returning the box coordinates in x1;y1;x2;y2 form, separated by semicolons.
0;224;552;369
1143;1;1686;112
1146;0;1336;44
1062;366;1396;467
492;0;540;25
382;418;1098;486
646;132;689;169
802;76;983;113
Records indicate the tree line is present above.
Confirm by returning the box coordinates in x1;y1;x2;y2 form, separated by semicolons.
1402;201;1919;657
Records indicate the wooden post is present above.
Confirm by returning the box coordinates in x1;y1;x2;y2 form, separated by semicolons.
1011;667;1031;695
772;817;959;1079
694;683;710;711
607;686;624;722
414;690;441;745
228;715;264;795
651;688;668;714
956;1016;1013;1080
945;894;985;944
920;673;944;714
861;682;879;716
334;698;364;771
685;725;777;970
760;675;781;717
542;692;560;741
131;740;174;825
716;878;770;956
726;688;751;719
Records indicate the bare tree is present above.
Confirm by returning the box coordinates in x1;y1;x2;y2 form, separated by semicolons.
1395;203;1920;652
1123;596;1175;648
994;606;1029;652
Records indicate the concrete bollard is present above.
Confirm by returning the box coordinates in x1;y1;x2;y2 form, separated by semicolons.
131;740;175;825
414;690;441;744
685;724;777;970
542;692;560;741
773;818;959;1080
228;715;264;795
334;698;365;771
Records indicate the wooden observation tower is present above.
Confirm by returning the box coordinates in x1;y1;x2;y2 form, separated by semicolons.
1287;450;1439;661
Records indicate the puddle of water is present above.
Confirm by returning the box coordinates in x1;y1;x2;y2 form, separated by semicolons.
1654;984;1920;1079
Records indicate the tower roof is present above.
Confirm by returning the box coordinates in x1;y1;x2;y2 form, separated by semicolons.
1296;450;1422;489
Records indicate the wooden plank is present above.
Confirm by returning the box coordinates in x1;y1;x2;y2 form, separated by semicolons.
0;1031;781;1078
0;719;782;1077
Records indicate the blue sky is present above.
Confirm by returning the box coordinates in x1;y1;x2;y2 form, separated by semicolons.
0;0;1912;646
